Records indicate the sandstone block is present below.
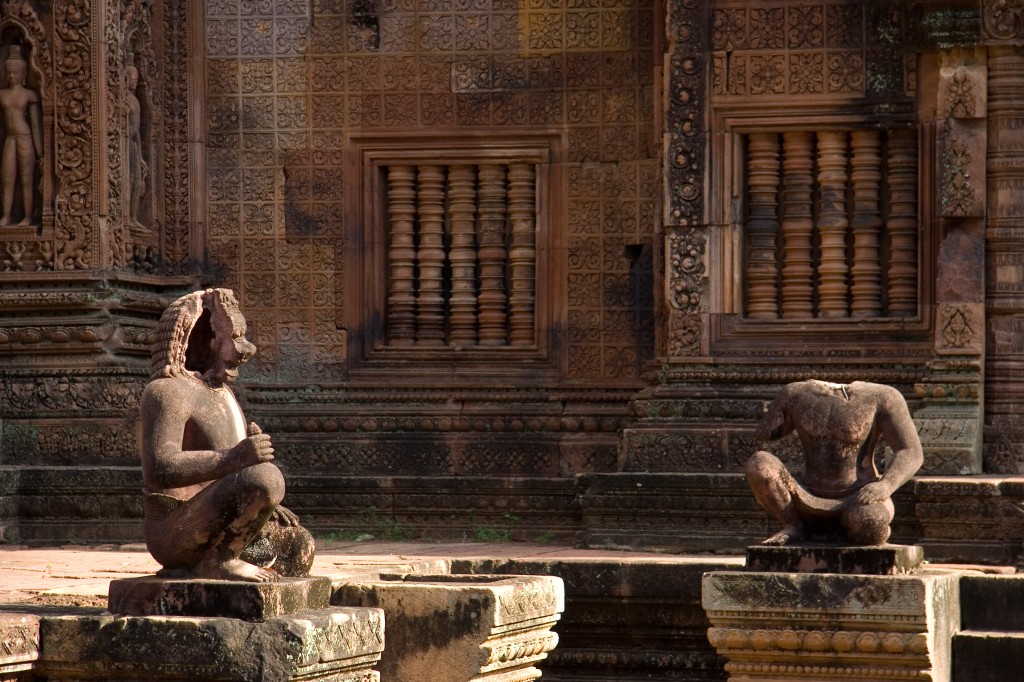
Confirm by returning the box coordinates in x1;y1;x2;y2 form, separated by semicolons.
107;575;332;622
38;606;384;681
335;573;563;682
745;544;925;575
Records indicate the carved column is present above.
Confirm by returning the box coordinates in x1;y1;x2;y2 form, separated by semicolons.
745;132;780;319
887;129;919;317
386;165;417;345
850;130;883;317
448;164;478;346
415;164;447;346
816;131;850;318
780;132;814;319
477;164;508;345
915;48;988;474
508;163;536;346
983;43;1024;472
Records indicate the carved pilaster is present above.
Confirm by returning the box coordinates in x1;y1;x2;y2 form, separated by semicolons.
916;48;987;474
664;0;707;357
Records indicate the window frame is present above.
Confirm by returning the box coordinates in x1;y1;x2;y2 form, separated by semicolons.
343;131;565;380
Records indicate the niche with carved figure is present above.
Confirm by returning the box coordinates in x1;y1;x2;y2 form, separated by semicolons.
0;25;50;236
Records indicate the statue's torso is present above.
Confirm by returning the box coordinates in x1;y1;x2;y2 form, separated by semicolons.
182;385;246;451
789;381;880;495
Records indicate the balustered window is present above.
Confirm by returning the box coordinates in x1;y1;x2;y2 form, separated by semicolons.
743;128;919;320
345;134;561;372
384;162;537;347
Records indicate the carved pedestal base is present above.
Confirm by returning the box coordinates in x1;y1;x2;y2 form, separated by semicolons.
703;570;961;681
39;607;384;681
33;576;384;680
335;574;563;682
108;575;332;621
745;544;925;575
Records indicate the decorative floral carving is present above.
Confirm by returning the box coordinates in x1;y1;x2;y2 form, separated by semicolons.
789;52;823;94
749;55;785;94
162;0;191;274
54;0;94;270
942;69;977;119
941;138;975;217
984;0;1024;40
827;52;865;93
786;5;823;49
712;8;746;51
749;8;784;50
665;0;705;227
941;306;975;348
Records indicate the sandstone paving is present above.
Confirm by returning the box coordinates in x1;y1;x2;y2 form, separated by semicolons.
0;541;696;606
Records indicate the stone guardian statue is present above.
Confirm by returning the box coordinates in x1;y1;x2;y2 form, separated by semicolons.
140;288;315;581
744;380;924;546
0;45;40;227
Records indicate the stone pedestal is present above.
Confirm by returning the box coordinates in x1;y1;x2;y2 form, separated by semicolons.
335;573;564;682
703;570;961;681
745;544;925;575
39;607;384;681
32;576;385;681
0;612;39;680
108;575;332;621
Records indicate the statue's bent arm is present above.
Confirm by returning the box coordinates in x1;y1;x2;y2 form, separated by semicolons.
873;387;924;496
140;379;244;490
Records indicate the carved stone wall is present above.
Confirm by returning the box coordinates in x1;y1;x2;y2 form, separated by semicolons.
201;0;658;474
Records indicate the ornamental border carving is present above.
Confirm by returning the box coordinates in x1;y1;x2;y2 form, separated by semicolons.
53;0;94;270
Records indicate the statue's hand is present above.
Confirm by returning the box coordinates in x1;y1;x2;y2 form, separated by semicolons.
272;506;301;527
854;481;891;505
230;432;275;467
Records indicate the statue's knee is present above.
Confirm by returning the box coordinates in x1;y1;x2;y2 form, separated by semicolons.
237;461;285;508
842;501;894;545
744;450;780;481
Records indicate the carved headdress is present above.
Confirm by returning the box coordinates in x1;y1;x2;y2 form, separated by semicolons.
150;288;244;380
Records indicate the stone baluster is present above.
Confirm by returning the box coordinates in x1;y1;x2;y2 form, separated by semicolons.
886;129;919;317
816;131;850;318
745;132;781;319
477;164;509;345
508;163;536;346
850;130;883;317
448;165;478;345
386;165;417;345
780;132;815;318
415;164;447;345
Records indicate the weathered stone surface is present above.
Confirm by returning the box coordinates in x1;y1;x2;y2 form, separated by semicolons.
453;557;736;681
745;544;925;575
107;575;331;621
703;570;961;682
953;632;1024;682
38;607;384;681
959;575;1024;630
335;573;563;682
0;612;39;679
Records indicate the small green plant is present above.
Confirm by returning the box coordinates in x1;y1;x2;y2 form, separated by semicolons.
472;513;520;542
535;531;556;544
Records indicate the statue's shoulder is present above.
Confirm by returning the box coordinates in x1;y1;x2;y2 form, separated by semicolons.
141;376;199;405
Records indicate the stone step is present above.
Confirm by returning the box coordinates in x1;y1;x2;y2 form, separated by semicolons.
960;575;1024;631
953;631;1024;682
